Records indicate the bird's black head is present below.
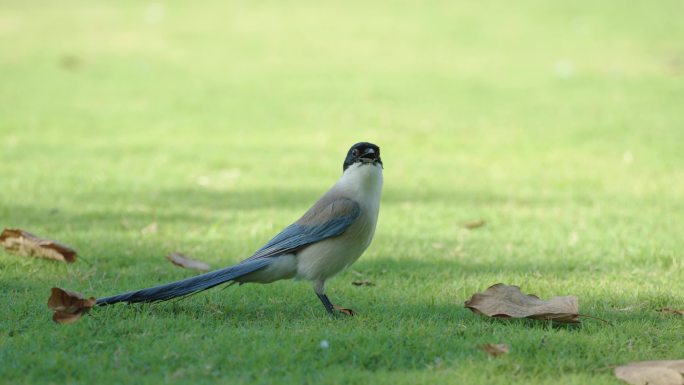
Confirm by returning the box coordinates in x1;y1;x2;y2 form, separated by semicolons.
343;142;382;171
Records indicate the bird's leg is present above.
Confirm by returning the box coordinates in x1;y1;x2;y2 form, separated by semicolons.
315;293;355;316
314;280;354;316
316;292;335;315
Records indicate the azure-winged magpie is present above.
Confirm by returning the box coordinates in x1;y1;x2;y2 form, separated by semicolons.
97;142;383;315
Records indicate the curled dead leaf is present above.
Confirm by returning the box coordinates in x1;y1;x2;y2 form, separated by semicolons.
463;220;486;229
465;283;580;323
333;305;354;316
615;360;684;385
480;343;509;358
657;308;684;316
352;280;375;286
166;252;210;272
1;228;77;263
47;287;96;324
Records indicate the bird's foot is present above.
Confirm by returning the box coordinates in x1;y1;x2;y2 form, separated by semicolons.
333;305;354;316
316;293;354;316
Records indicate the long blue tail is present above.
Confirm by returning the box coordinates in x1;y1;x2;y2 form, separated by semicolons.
96;259;273;305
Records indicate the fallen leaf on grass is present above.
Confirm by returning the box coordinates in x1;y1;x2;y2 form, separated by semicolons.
465;283;580;323
333;305;354;316
166;252;210;272
0;228;77;263
480;343;509;358
47;287;96;324
463;220;486;229
657;308;684;316
615;360;684;385
352;280;375;286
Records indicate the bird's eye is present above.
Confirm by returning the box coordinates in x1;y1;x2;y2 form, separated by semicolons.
351;149;359;157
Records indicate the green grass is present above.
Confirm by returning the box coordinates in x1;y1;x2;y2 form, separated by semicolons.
1;0;684;384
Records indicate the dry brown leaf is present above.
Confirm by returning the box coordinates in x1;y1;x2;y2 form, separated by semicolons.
333;305;354;316
0;228;77;263
615;360;684;385
351;279;375;286
480;343;509;358
47;287;96;324
657;308;684;316
464;283;580;323
464;219;486;229
166;252;210;272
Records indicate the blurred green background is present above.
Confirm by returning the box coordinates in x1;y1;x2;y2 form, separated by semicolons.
1;1;683;384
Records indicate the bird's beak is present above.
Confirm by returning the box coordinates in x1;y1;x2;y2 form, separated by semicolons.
359;148;377;163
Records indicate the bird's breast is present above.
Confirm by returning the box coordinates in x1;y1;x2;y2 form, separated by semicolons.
296;163;383;282
295;209;377;282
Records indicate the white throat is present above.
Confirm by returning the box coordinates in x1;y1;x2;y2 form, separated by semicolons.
337;163;383;209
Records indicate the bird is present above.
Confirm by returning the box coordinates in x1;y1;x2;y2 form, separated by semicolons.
97;142;383;316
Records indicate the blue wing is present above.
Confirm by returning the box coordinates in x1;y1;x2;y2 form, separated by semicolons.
243;197;361;262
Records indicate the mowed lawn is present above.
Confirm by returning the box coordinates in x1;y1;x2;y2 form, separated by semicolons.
1;1;683;384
